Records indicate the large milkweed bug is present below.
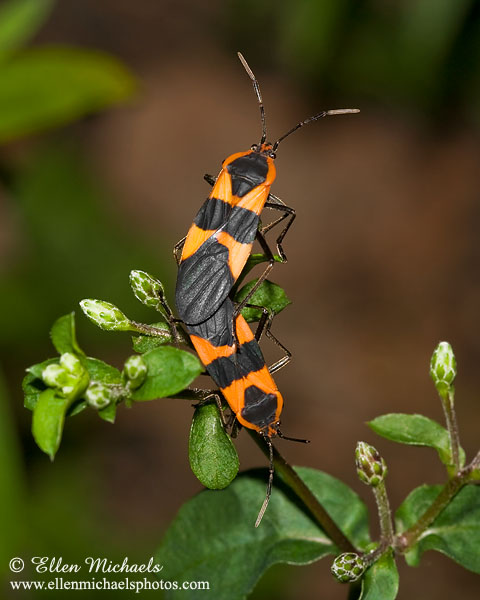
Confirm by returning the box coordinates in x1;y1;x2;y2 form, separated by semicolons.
175;52;359;333
186;294;306;527
174;53;359;525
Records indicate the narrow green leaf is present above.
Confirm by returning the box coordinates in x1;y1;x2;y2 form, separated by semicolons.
85;357;122;385
236;279;291;323
368;413;465;467
0;46;135;143
156;467;370;599
131;346;203;401
396;484;480;573
189;403;239;489
32;388;73;459
360;550;399;600
98;402;117;424
0;0;54;56
49;312;84;356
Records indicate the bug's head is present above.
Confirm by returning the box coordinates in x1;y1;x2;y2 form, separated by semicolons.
250;142;276;160
263;420;280;438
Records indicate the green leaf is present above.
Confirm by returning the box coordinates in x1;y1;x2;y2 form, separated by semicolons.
84;357;122;385
132;335;167;353
98;402;117;424
236;279;291;323
0;0;54;57
189;403;239;489
239;253;283;284
49;312;84;356
360;550;399;600
368;413;465;468
32;388;74;459
67;400;87;417
156;467;370;599
0;46;135;143
396;484;480;573
23;358;57;410
26;358;58;380
132;322;172;353
132;346;203;401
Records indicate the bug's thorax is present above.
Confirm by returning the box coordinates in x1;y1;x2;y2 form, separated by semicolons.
222;145;277;194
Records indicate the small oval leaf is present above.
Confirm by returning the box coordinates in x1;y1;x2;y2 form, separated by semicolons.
360;550;399;600
368;413;465;468
23;358;57;410
85;357;122;385
189;403;239;489
131;346;203;401
32;388;72;460
98;402;117;424
49;312;84;356
236;279;291;323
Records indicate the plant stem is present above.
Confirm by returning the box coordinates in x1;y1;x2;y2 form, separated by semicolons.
130;321;192;346
373;481;394;546
249;430;356;553
441;389;461;472
395;464;473;551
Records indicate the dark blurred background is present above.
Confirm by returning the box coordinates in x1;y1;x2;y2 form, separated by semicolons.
1;0;480;598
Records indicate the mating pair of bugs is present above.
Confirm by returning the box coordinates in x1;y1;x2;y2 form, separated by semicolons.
171;53;358;526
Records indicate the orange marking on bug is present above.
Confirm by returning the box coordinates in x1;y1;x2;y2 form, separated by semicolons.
235;183;272;215
180;223;216;261
215;231;252;282
211;169;233;208
189;335;235;365
233;313;255;345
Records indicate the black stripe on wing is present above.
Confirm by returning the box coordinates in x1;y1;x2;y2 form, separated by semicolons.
175;239;234;325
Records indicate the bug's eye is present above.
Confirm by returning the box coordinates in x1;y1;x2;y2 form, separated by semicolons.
251;144;258;151
269;151;276;159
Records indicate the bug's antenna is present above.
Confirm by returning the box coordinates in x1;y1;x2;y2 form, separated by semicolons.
272;108;360;152
255;436;274;527
277;430;310;444
238;52;267;145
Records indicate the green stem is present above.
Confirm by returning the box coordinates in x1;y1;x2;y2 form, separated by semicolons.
395;465;473;551
249;431;356;553
441;389;461;473
373;481;394;547
130;321;191;346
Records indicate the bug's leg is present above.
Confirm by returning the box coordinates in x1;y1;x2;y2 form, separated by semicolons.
231;418;243;439
245;303;292;374
204;173;216;187
193;390;232;428
173;236;187;266
232;229;275;325
153;285;186;347
263;194;296;262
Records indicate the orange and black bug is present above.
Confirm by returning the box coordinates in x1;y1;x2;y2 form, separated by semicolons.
186;294;303;526
174;53;359;525
175;52;359;331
